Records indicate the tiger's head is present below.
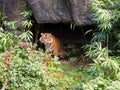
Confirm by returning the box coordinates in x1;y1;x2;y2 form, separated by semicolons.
40;33;53;45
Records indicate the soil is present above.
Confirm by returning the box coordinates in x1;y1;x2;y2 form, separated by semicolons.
60;55;93;69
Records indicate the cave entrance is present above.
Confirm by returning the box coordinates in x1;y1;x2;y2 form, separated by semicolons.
32;23;94;45
32;23;95;61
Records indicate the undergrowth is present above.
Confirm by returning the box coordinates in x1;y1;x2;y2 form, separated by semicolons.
0;0;120;90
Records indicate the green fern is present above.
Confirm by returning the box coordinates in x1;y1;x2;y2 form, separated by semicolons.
19;30;33;42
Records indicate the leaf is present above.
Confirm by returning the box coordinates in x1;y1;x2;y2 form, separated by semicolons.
53;56;60;61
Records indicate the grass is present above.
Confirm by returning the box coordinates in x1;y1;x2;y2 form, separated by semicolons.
58;63;89;85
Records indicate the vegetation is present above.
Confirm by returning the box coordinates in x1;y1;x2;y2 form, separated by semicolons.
80;0;120;89
0;0;120;90
0;42;76;90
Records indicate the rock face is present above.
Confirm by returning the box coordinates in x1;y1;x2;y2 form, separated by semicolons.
28;0;94;25
1;0;26;29
1;0;94;26
28;0;72;23
69;0;93;25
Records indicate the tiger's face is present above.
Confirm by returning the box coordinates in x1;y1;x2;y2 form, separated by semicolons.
40;33;54;52
40;33;53;45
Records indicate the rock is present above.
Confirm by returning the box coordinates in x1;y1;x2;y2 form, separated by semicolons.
69;0;94;26
28;0;72;23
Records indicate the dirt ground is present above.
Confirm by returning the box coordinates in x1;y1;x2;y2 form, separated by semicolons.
60;55;93;69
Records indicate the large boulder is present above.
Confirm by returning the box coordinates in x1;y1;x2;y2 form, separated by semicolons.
0;0;2;9
2;0;26;29
28;0;94;25
70;0;94;25
1;0;94;26
28;0;72;23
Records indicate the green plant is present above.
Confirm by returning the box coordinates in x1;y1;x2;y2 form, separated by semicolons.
91;0;120;54
19;30;33;42
79;0;120;89
70;23;76;30
66;44;80;62
0;40;75;90
81;57;120;90
84;42;108;59
0;8;19;52
4;21;17;30
0;8;17;31
0;30;18;52
19;5;33;42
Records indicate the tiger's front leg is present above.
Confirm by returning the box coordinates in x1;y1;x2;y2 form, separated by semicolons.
53;49;59;57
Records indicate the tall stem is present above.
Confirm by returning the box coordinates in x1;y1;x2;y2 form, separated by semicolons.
106;34;109;58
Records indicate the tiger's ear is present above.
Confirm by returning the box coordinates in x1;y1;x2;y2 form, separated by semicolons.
41;33;43;35
48;33;52;35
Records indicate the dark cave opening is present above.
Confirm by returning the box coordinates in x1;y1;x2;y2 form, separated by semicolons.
31;22;96;58
32;23;95;45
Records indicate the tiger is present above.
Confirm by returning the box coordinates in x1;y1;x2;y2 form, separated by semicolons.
39;33;66;59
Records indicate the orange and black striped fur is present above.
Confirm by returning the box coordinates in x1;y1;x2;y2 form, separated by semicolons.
40;33;66;58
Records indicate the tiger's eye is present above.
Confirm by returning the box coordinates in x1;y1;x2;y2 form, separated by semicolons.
47;38;53;43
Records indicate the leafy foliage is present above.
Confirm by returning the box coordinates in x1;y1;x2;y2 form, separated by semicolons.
80;55;120;90
84;42;108;59
0;30;18;52
21;10;32;18
66;44;80;62
0;40;75;90
4;21;17;30
91;0;120;54
19;4;33;42
80;0;120;89
19;30;33;42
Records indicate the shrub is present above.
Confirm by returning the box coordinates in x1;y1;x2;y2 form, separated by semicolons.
80;1;120;89
0;30;18;52
0;41;74;90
